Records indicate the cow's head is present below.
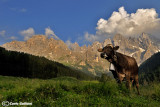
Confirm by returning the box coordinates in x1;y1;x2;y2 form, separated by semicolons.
97;44;119;62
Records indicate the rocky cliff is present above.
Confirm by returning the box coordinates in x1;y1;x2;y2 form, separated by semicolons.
2;33;160;75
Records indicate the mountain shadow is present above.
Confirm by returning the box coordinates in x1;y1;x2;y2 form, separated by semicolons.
0;47;94;80
139;52;160;84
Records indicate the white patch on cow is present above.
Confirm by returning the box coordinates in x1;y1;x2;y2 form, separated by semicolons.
109;63;115;71
103;54;108;58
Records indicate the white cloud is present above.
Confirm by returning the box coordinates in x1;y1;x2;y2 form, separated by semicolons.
84;7;160;42
84;32;98;42
65;40;77;49
19;28;35;40
65;40;72;48
45;27;60;40
10;8;27;13
0;30;6;37
20;8;27;12
9;36;17;40
0;30;17;41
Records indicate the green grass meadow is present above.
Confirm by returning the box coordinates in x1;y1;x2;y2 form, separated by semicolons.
0;75;160;107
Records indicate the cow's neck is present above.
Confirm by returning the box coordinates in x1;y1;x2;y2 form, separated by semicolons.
113;52;128;68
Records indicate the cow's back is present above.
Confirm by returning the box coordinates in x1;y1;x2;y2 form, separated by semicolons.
116;52;138;75
126;55;138;75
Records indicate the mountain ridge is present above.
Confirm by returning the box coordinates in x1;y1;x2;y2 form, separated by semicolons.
2;33;160;75
0;47;93;80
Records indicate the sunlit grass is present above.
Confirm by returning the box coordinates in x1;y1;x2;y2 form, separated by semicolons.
0;75;160;106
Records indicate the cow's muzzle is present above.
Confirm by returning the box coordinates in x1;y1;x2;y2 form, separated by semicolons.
100;53;108;59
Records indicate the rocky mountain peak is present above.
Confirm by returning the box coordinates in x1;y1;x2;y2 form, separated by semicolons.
2;33;160;75
113;34;125;40
70;42;81;51
141;32;150;39
113;34;128;50
103;38;112;47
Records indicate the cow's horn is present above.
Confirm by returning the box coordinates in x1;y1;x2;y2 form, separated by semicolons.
98;48;103;52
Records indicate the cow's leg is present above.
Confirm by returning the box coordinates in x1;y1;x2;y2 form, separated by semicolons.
135;76;140;95
132;80;135;88
117;74;124;84
126;75;131;91
135;81;140;95
117;76;123;88
117;78;122;84
110;70;119;82
117;74;122;84
131;79;136;92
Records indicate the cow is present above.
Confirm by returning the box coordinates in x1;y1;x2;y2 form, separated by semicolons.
98;44;140;95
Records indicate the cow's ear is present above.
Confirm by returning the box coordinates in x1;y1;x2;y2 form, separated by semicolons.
113;46;119;50
97;48;103;52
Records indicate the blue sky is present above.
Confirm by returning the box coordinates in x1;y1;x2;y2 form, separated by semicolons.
0;0;160;45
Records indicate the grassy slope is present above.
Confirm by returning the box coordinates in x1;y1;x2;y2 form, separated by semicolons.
139;52;160;84
0;76;160;107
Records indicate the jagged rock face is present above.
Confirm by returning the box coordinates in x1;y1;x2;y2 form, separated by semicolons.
2;35;110;75
70;42;81;52
2;34;160;75
3;35;71;62
112;33;159;64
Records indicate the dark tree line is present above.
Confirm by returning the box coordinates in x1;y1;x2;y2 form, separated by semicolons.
139;52;160;84
0;47;94;80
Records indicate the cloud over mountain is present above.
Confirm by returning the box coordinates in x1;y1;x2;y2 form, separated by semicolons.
19;27;60;41
9;36;17;40
45;27;60;40
84;7;160;42
0;30;6;37
65;40;73;48
19;28;35;40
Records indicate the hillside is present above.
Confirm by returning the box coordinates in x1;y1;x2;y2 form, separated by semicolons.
139;52;160;84
0;47;93;80
0;76;160;106
2;33;160;75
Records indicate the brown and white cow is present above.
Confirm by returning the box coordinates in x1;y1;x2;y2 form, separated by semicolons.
98;44;140;95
